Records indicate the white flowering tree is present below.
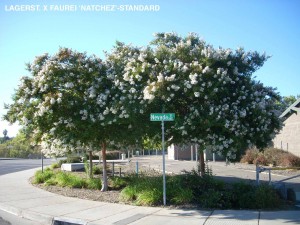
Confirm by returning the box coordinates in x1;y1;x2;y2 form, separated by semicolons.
3;48;140;191
4;33;282;181
106;33;282;173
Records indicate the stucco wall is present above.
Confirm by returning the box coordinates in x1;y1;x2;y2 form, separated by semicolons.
168;144;196;160
273;112;300;157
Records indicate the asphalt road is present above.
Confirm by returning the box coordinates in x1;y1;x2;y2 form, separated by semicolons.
0;158;57;176
0;158;58;225
131;155;300;189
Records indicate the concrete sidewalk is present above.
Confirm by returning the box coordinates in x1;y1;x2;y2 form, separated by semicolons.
0;169;299;225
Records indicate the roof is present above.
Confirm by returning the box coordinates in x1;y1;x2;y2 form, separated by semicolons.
280;98;300;119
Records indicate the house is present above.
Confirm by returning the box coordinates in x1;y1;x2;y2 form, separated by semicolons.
273;98;300;157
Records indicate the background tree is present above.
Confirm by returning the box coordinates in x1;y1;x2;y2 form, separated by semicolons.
276;95;300;113
0;129;39;158
2;129;8;141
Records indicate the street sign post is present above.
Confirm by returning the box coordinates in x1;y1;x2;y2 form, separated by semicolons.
150;112;175;206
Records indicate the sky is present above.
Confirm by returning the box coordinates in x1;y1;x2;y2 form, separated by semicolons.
0;0;299;137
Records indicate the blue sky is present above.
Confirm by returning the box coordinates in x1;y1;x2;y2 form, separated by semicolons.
0;0;299;137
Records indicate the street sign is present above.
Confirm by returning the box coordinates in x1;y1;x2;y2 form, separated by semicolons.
150;112;175;206
150;113;175;121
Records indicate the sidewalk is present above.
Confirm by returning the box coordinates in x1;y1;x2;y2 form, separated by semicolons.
0;169;299;225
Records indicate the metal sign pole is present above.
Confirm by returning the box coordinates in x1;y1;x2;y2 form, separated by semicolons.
41;150;44;173
162;119;166;206
150;112;175;206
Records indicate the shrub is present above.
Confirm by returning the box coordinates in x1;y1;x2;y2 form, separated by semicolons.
240;148;259;164
230;182;256;209
254;184;281;209
33;168;55;184
86;178;102;190
241;147;300;168
120;186;138;202
50;162;60;169
84;162;102;176
199;189;229;209
170;188;193;205
93;165;102;175
66;156;82;163
45;178;58;186
136;188;162;206
109;177;127;190
57;159;67;167
279;154;300;167
105;151;121;160
253;154;268;166
55;172;87;188
263;148;284;166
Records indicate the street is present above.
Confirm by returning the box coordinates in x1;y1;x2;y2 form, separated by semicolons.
130;155;300;191
0;158;56;176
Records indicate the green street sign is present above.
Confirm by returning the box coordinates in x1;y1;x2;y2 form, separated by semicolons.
150;113;175;121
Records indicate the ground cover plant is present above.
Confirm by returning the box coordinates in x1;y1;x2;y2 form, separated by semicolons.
33;166;287;210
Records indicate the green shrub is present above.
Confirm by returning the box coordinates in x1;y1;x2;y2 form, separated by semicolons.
109;177;127;190
93;165;102;175
50;162;60;169
106;151;121;160
170;188;193;205
84;162;102;176
86;178;102;190
33;168;55;184
55;172;87;188
120;186;138;202
254;184;281;209
57;159;67;167
66;156;82;163
44;177;58;186
231;182;256;209
136;188;162;206
199;189;229;209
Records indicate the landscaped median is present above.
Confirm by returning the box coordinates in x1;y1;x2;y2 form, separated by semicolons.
32;162;296;210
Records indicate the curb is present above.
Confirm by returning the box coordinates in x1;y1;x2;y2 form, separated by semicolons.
0;203;53;225
53;216;87;225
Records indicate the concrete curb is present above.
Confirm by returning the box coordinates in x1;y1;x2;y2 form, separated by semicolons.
0;203;54;225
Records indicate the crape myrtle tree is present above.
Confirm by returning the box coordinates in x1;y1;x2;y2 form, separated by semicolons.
106;32;282;174
3;48;141;191
4;32;282;181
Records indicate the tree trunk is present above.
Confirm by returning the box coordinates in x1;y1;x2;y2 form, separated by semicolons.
101;141;108;192
89;151;93;178
199;150;205;176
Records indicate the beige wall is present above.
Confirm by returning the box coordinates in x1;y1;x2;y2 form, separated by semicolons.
168;144;196;160
273;112;300;157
